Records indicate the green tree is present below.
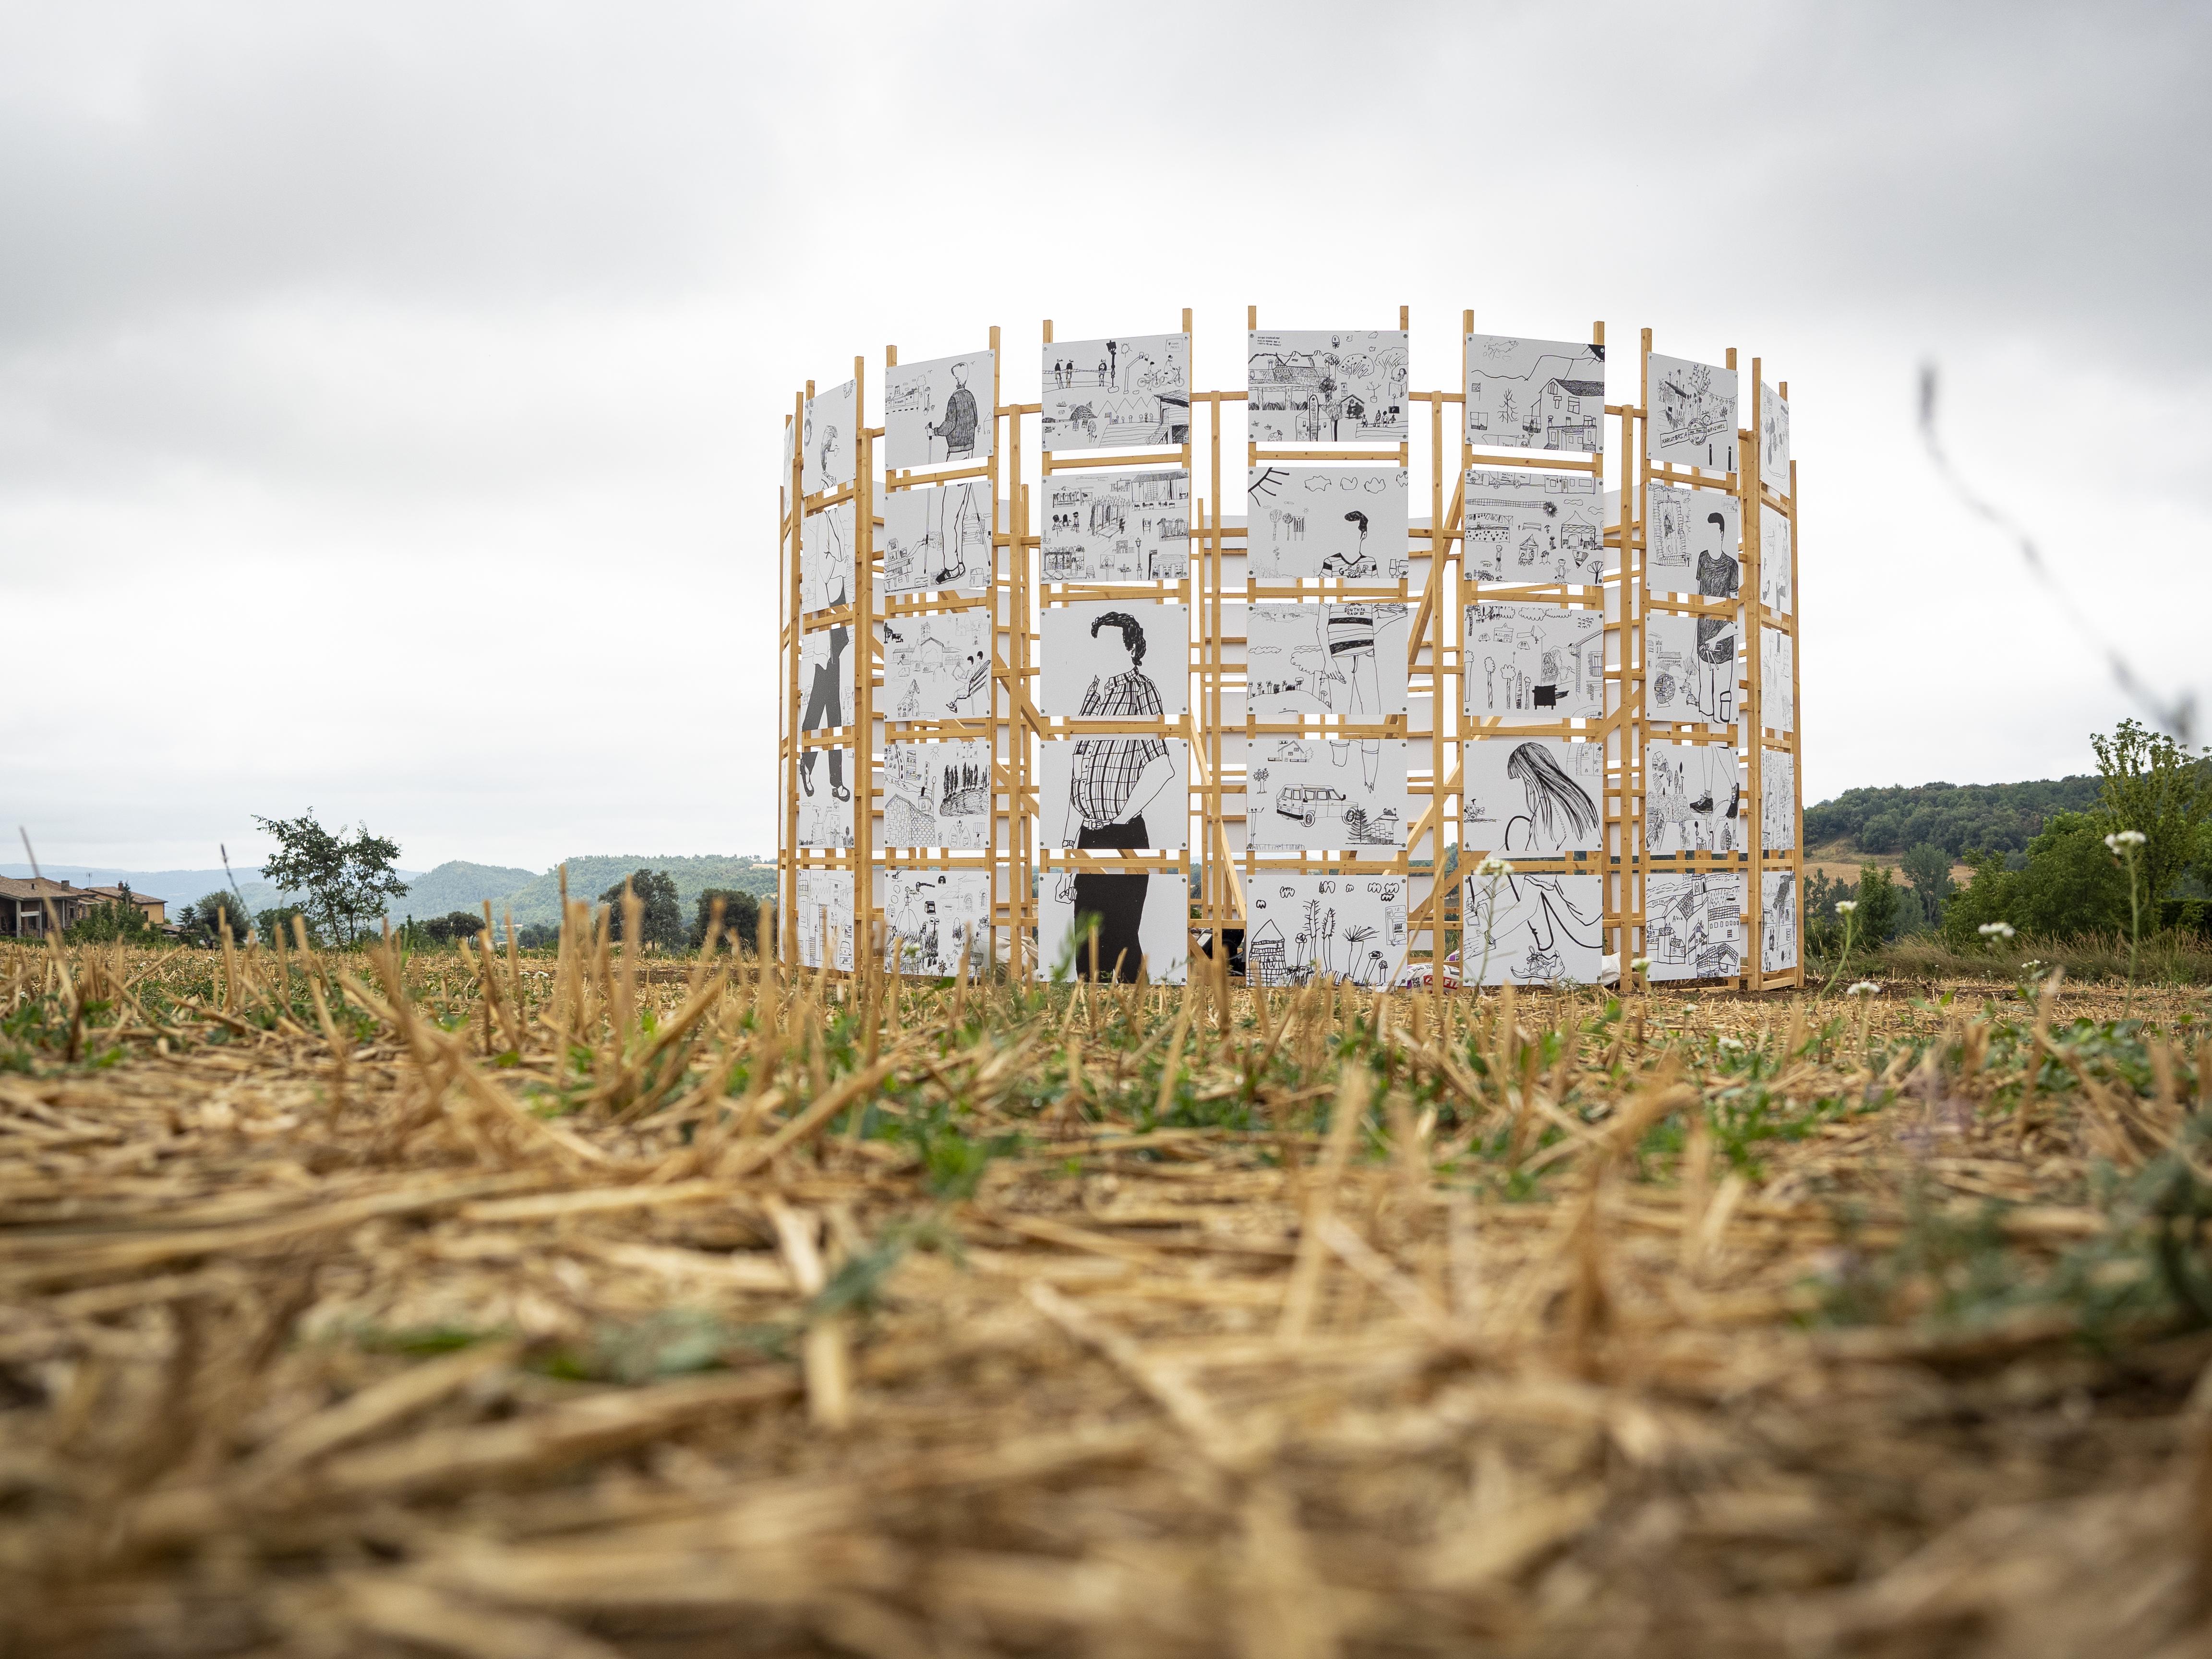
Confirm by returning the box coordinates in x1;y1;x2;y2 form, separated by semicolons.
600;869;685;951
422;911;488;948
182;890;256;944
2091;718;2212;907
690;888;763;953
1899;842;1953;932
254;811;409;948
1853;865;1901;944
1940;815;2131;944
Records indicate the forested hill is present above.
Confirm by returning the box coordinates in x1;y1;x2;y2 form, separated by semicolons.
1804;776;2103;855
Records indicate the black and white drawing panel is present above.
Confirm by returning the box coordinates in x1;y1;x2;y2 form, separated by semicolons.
1464;334;1606;455
1760;628;1794;733
1758;504;1792;615
1464;603;1607;721
1647;354;1737;473
1759;383;1790;489
1462;870;1605;986
1246;467;1410;582
796;748;854;849
1761;749;1796;851
795;870;854;972
1464;469;1609;585
1244;875;1408;989
1462;737;1604;855
881;480;992;599
1644;871;1745;982
879;868;991;979
1761;870;1799;974
800;500;855;615
882;740;992;851
1646;610;1737;727
1039;871;1189;985
1644;483;1739;600
1246;603;1408;721
1247;736;1409;851
1644;741;1746;855
883;350;994;471
1041;469;1190;584
882;609;992;722
1040;334;1190;452
803;378;858;495
1039;738;1188;854
1039;602;1189;721
798;625;855;738
1246;330;1410;444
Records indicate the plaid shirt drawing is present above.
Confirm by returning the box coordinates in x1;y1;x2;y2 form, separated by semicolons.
1070;670;1167;831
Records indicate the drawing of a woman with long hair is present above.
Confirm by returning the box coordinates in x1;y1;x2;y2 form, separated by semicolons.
1503;741;1599;852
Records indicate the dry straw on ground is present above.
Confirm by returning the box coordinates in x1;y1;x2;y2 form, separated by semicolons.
4;900;2212;1657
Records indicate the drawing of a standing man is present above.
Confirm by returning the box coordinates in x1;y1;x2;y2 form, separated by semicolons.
928;361;980;460
1053;612;1172;982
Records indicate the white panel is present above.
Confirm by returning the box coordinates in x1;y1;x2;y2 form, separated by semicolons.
883;350;994;470
1644;872;1746;982
1644;482;1739;600
802;378;857;494
1039;602;1189;719
1644;740;1746;855
1761;748;1797;851
882;610;992;722
1247;329;1410;442
1248;737;1409;850
882;481;991;598
1041;469;1189;582
1465;333;1606;455
1246;602;1409;718
1761;627;1795;733
1039;872;1190;983
794;870;853;971
1038;739;1189;851
880;868;990;977
883;740;992;850
1759;382;1791;487
1465;469;1609;584
1463;737;1604;854
1247;466;1410;580
1243;874;1410;989
1762;869;1800;974
1758;503;1792;616
796;748;854;849
1462;870;1606;986
1647;353;1737;472
1040;334;1190;451
1646;609;1738;726
1463;602;1606;721
798;625;855;732
800;500;855;614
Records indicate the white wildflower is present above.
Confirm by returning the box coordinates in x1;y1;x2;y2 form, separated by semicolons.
2104;829;2146;851
1978;921;2016;940
1476;854;1514;878
1629;956;1652;974
1846;980;1881;998
1835;900;1858;914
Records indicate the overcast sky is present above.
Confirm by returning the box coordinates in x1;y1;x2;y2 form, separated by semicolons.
4;1;2206;873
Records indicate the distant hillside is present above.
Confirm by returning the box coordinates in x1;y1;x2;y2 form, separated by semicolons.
496;856;777;928
1804;776;2103;856
384;861;541;925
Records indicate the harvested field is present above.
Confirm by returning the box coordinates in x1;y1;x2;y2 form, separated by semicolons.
5;920;2212;1657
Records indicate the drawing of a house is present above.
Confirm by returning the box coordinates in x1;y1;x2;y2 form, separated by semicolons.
1541;378;1604;449
1247;918;1287;986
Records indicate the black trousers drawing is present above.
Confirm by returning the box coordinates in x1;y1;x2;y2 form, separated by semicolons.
799;657;844;790
1071;817;1147;983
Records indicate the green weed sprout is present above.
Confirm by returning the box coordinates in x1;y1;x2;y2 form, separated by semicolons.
2104;829;2147;1017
